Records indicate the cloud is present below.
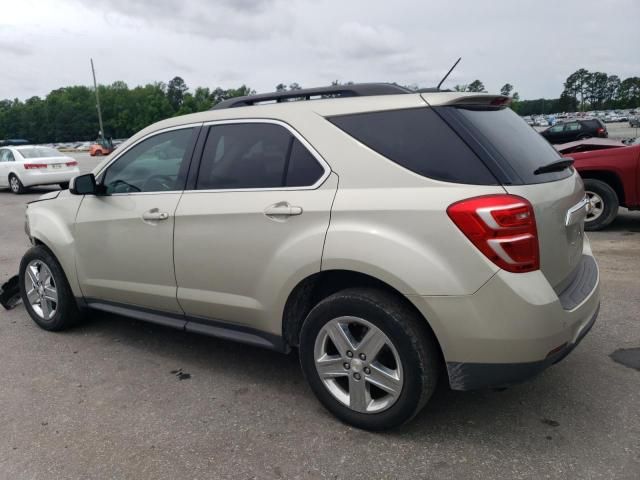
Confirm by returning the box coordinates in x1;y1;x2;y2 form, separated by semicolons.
0;40;33;56
72;0;290;41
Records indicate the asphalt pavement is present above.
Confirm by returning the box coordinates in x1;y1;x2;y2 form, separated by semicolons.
0;164;639;479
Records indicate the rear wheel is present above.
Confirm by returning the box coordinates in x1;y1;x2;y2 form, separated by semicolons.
94;149;103;156
299;288;439;430
19;245;83;331
584;178;619;231
59;182;69;190
9;174;26;194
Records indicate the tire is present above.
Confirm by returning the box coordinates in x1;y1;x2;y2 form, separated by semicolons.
299;287;440;430
583;178;619;231
94;150;103;156
59;182;69;190
19;245;83;331
9;174;26;194
577;134;591;140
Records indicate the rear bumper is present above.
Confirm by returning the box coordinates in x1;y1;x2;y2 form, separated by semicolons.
20;168;79;187
445;303;599;390
408;247;600;390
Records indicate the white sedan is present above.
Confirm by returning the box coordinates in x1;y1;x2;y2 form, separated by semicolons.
0;146;80;194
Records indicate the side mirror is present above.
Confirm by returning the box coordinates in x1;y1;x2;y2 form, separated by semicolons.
70;173;102;195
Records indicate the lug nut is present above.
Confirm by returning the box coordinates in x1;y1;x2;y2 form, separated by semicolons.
354;373;361;380
346;351;353;358
359;353;366;360
364;367;371;375
344;362;350;370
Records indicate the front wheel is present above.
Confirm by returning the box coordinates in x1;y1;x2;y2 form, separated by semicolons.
299;288;440;430
19;245;83;331
584;178;619;231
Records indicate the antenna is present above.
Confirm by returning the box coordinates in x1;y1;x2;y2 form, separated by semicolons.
437;57;462;90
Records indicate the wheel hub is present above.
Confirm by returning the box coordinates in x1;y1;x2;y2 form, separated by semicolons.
313;316;404;414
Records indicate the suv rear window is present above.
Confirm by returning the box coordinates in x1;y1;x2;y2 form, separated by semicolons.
328;108;498;185
441;107;572;184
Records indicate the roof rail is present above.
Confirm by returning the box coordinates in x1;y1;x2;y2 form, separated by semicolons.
211;83;413;110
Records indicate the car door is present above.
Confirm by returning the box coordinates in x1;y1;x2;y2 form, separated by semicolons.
74;125;200;313
0;148;15;186
173;120;337;336
563;121;582;142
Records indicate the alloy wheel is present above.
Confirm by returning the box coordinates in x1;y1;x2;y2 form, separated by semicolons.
24;260;58;320
313;316;403;413
586;190;604;222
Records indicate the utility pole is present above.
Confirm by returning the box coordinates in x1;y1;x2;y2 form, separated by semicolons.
91;58;105;143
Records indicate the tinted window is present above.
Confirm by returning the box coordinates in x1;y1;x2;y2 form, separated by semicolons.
449;107;571;184
328;108;497;185
286;139;325;186
196;123;324;189
565;122;581;131
102;128;194;193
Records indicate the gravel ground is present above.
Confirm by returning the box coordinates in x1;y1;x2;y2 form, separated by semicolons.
0;165;639;479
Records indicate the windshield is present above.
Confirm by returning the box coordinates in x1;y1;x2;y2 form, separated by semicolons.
446;107;572;184
17;147;62;159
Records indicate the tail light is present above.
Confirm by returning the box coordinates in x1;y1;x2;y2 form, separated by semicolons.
66;161;78;166
596;127;605;135
447;195;539;273
23;163;47;169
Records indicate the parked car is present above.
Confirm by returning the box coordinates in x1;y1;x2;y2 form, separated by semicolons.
564;143;640;230
534;116;549;127
555;138;627;155
18;84;599;430
0;139;30;147
540;119;607;144
630;116;640;128
0;145;79;194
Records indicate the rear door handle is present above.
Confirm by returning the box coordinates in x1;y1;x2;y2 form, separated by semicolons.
264;202;303;218
142;209;169;221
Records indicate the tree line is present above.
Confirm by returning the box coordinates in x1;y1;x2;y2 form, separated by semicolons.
1;70;638;143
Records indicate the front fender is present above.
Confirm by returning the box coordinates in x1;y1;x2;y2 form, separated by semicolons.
27;192;83;297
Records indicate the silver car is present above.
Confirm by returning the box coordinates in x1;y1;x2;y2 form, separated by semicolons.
19;84;600;430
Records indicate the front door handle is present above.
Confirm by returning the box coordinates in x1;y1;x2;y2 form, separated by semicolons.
142;209;169;221
264;202;303;218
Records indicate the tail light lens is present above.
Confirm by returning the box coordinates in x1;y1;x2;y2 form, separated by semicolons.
66;161;78;166
23;163;47;169
447;195;539;273
596;127;605;135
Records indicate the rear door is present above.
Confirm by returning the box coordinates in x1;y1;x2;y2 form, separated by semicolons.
173;120;336;335
0;148;12;186
435;104;586;289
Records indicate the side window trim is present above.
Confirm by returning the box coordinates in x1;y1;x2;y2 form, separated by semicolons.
185;118;331;193
95;123;202;195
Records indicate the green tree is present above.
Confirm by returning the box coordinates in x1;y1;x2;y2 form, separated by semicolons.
467;80;486;92
500;83;513;96
167;76;188;112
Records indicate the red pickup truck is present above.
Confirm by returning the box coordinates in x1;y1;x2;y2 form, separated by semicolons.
562;142;640;230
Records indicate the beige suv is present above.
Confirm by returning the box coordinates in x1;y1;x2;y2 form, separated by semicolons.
19;84;600;430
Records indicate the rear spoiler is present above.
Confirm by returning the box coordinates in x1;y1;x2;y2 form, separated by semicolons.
421;93;512;108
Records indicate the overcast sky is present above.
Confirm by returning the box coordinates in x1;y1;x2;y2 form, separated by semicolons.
1;0;638;101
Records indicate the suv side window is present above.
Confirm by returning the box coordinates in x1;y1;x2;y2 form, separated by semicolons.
102;128;195;194
549;124;564;133
196;123;325;190
564;122;582;132
328;108;497;185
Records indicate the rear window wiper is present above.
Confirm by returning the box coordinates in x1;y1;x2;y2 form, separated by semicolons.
534;157;574;175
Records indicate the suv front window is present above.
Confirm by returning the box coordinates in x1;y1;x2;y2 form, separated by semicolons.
102;128;194;194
